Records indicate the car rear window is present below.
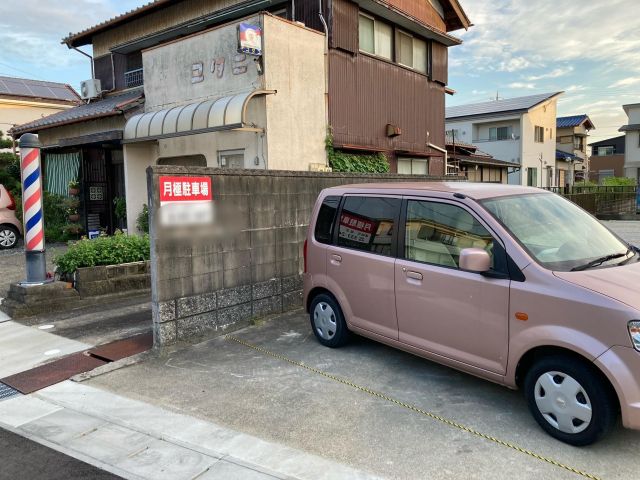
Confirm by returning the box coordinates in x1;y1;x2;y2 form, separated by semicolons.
314;196;340;244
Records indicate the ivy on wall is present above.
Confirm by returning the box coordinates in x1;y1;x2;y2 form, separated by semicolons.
326;134;390;174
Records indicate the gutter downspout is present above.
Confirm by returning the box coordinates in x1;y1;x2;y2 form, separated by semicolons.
70;45;95;81
319;0;329;166
427;142;448;176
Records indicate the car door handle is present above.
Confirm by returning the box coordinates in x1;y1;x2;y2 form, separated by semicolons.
405;270;423;281
330;254;342;264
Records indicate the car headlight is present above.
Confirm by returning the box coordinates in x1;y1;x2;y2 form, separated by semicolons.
629;321;640;351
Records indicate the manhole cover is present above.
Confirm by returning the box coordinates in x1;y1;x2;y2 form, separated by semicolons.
0;382;20;401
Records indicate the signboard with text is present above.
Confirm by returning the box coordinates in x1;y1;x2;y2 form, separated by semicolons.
238;22;262;55
159;176;213;226
338;211;378;246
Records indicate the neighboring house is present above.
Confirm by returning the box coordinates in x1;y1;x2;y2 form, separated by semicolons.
446;92;562;188
0;76;79;152
620;103;640;183
13;0;470;234
445;137;510;183
588;135;626;183
555;114;594;186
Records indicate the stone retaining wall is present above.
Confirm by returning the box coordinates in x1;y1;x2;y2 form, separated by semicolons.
148;167;459;346
75;261;151;297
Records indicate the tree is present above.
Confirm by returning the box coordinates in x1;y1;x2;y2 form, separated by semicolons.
0;131;14;150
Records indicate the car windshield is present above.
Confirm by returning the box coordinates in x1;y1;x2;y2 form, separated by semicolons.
481;193;632;272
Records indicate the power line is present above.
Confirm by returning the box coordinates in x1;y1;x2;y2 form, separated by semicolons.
0;62;46;81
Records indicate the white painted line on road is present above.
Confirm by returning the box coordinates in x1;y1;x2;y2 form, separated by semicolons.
38;324;55;330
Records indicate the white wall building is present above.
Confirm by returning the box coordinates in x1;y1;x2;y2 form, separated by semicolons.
620;103;640;183
446;92;562;187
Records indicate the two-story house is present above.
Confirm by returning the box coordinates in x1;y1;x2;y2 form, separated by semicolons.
1;76;80;154
555;114;594;187
620;103;640;184
588;135;626;182
445;92;562;187
12;0;470;234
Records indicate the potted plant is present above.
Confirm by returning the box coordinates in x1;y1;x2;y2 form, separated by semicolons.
63;223;83;237
68;179;80;196
113;196;127;227
64;197;80;222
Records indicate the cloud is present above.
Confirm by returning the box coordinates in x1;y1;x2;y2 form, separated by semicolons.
610;77;640;88
507;82;536;89
526;67;573;81
499;56;532;72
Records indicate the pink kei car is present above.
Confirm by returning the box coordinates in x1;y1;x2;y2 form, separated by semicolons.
0;184;22;249
303;182;640;446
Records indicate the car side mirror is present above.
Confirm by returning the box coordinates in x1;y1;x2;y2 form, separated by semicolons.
459;248;491;273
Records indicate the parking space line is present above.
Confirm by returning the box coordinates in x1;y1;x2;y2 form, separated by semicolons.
226;335;601;480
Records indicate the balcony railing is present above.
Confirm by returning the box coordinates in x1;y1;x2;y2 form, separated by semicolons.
124;68;143;88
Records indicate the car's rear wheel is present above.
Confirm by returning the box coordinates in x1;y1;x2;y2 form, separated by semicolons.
0;225;18;249
309;293;349;348
524;355;617;446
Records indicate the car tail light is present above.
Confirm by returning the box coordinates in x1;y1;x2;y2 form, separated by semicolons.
629;321;640;352
303;239;308;273
5;189;16;210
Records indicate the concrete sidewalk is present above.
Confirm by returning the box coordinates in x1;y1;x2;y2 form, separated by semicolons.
0;381;379;480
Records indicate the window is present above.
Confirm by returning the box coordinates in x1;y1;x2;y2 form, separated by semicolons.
314;196;340;244
395;30;428;73
218;149;245;168
573;136;584;151
596;146;614;156
359;13;392;60
527;167;538;187
397;157;429;175
560;136;572;144
404;200;494;269
489;126;511;141
337;196;400;256
534;126;544;143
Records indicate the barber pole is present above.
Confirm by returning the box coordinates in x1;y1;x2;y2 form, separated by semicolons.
19;133;48;284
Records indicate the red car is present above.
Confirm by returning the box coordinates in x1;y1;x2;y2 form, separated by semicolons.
0;184;22;249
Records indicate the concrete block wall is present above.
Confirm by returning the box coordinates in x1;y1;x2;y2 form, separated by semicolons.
148;166;456;346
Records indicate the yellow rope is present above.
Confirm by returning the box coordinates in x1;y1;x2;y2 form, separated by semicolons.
226;335;602;480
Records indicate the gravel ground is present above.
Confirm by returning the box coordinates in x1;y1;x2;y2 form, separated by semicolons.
0;241;68;298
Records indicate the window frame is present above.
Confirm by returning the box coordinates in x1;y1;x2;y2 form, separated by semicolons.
397;197;510;276
397;157;430;175
332;194;402;258
534;126;544;143
217;149;245;168
313;195;341;245
358;12;393;61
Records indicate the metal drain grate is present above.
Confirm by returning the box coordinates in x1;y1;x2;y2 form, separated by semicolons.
0;382;20;401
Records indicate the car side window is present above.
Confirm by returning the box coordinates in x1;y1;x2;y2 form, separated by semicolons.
314;196;341;244
404;200;494;269
337;196;400;256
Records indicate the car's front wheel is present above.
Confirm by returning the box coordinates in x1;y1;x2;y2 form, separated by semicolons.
524;355;617;446
0;225;18;249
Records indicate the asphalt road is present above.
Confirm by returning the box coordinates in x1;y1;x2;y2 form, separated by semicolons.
0;427;121;480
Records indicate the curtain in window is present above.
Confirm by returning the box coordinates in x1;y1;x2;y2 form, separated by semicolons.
44;152;80;197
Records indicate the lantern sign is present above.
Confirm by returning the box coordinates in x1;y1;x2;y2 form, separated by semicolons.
238;22;262;56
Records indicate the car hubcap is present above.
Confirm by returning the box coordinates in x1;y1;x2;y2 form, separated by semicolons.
313;302;337;340
0;229;16;247
534;371;592;434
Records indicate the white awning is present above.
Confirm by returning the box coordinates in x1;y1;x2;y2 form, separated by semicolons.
123;89;274;143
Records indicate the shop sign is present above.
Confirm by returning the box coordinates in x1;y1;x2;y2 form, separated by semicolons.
338;211;378;245
159;176;213;226
238;22;262;56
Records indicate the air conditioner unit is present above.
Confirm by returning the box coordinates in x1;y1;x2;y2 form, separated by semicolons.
80;79;101;100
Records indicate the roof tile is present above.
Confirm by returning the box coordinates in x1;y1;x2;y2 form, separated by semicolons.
446;92;562;120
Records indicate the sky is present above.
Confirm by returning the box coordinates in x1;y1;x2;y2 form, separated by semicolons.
1;0;638;143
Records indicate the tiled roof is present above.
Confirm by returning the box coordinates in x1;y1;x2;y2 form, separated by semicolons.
556;114;594;129
555;150;582;162
446;92;562;120
589;134;625;149
12;89;143;135
0;75;80;103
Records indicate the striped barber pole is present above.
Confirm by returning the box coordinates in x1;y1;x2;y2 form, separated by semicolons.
20;146;45;251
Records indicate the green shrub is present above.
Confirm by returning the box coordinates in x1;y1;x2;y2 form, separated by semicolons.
54;232;150;275
326;134;389;173
601;177;637;186
136;204;149;233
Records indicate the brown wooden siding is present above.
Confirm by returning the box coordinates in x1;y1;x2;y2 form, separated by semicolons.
94;54;114;91
112;53;128;91
385;0;447;32
330;0;358;52
329;49;445;166
431;42;447;85
295;0;330;34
